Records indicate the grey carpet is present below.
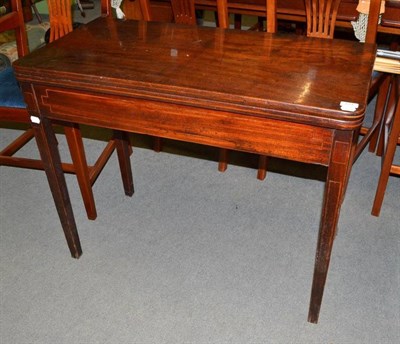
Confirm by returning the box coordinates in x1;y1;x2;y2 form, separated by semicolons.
1;101;399;343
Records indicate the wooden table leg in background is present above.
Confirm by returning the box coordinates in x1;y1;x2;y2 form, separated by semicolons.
308;130;355;323
64;123;97;220
114;130;134;197
31;115;82;259
372;92;400;216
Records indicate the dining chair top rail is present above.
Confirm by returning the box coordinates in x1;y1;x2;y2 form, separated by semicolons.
14;17;375;129
194;0;359;22
194;0;400;30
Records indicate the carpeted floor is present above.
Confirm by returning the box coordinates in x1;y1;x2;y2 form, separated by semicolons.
1;99;399;343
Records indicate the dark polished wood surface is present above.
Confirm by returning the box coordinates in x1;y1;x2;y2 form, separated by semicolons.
15;18;374;125
14;17;376;323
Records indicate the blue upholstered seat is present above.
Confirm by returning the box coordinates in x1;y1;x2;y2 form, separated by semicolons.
372;70;381;79
0;67;26;108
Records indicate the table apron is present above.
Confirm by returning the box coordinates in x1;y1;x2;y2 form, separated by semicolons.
31;85;335;166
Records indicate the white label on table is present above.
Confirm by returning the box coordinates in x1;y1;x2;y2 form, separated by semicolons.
30;116;40;124
340;101;359;112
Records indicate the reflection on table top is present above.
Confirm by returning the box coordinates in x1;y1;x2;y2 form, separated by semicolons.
15;17;376;129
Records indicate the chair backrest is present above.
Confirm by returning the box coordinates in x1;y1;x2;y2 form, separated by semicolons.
171;0;197;25
47;0;74;43
216;0;277;32
136;0;196;24
304;0;342;39
138;0;152;20
365;0;389;44
100;0;111;16
135;0;277;31
0;0;28;58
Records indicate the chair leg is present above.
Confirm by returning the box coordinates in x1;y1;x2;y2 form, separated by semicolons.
218;148;228;172
377;76;398;157
0;128;35;156
354;75;391;162
376;127;385;157
234;14;241;29
114;130;134;197
257;155;268;180
29;0;42;23
64;124;97;220
258;16;264;31
2;123;120;220
153;137;162;152
372;82;400;216
368;75;391;153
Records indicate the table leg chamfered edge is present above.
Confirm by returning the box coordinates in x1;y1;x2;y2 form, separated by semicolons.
20;83;82;258
32;115;82;258
308;130;355;323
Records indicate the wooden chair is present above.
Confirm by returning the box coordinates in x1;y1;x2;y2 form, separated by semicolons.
362;0;400;158
217;0;277;180
354;0;399;161
27;0;43;23
170;0;197;24
367;0;400;215
304;0;341;39
0;0;117;220
47;0;74;42
371;74;399;216
216;0;277;32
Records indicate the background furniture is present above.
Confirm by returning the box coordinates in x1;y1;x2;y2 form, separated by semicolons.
372;74;399;216
170;0;197;24
304;0;341;39
355;0;399;161
47;0;73;41
76;0;95;18
122;0;399;37
0;0;117;220
356;0;399;217
27;0;42;22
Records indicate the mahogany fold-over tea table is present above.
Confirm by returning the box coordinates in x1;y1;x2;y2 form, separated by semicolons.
14;17;376;323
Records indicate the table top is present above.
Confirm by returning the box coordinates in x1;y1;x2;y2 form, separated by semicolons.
14;17;376;129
